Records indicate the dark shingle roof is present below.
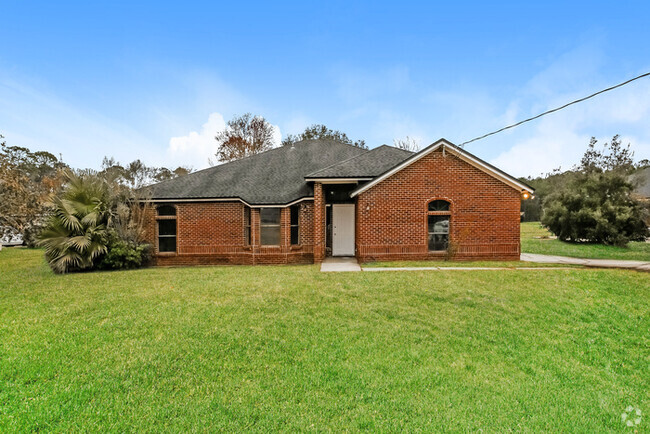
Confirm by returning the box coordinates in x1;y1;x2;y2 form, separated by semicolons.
306;145;414;178
147;139;367;204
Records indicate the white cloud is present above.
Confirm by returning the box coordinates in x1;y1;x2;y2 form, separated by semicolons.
167;113;226;169
489;123;588;177
481;38;650;178
167;113;282;169
490;76;650;177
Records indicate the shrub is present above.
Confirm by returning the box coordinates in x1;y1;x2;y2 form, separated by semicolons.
542;170;648;246
38;170;153;273
97;232;151;270
37;171;111;273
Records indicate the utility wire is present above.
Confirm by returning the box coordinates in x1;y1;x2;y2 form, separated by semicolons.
459;71;650;147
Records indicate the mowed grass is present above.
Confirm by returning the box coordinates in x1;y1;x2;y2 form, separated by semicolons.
521;222;650;261
1;248;649;431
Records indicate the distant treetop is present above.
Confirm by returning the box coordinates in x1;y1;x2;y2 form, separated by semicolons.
282;124;367;149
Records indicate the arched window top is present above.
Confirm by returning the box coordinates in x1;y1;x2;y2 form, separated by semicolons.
157;205;176;216
428;200;450;212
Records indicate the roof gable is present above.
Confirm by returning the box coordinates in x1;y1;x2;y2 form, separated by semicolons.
350;139;535;197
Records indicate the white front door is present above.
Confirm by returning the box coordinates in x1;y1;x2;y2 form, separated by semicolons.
332;204;355;256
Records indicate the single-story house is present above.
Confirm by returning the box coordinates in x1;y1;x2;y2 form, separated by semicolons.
144;138;534;265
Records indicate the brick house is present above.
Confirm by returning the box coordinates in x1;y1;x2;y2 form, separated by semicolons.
144;138;534;265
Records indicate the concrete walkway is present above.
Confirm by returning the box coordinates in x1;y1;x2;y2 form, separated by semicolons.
320;254;650;272
363;266;575;271
521;253;650;272
320;257;362;272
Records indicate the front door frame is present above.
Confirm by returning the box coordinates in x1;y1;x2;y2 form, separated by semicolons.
332;204;355;256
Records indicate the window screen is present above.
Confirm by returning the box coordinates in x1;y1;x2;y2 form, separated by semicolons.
244;207;251;245
158;219;177;252
260;208;281;245
428;215;449;251
290;205;300;245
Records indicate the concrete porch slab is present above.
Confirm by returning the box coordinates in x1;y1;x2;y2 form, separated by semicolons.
320;257;362;272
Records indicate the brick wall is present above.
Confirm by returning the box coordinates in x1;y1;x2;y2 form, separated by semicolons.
147;201;314;266
355;148;521;262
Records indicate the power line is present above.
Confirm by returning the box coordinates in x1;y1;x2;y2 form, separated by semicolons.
459;71;650;147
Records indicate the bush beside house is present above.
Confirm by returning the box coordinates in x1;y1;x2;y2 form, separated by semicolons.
37;170;152;274
539;135;649;246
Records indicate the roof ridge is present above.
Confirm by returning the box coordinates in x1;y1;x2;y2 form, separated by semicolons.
306;144;414;178
305;146;374;177
146;140;340;188
380;143;416;154
145;138;367;190
144;142;289;188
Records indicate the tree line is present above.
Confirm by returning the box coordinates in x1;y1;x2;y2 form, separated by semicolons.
0;134;191;247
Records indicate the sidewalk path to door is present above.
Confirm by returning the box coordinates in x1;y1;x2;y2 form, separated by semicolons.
320;257;362;272
520;253;650;272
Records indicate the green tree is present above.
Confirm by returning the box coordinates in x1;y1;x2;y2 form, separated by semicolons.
100;157;191;188
541;136;648;246
0;135;67;244
281;124;367;149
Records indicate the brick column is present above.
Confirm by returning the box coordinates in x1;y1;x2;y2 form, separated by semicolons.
313;182;326;262
251;208;260;264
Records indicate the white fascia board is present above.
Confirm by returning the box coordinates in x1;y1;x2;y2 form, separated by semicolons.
305;178;373;183
250;197;314;208
142;196;314;208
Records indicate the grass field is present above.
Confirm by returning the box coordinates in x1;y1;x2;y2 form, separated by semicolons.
521;222;650;261
1;248;648;431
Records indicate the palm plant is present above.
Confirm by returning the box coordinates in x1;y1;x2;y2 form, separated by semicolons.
38;171;112;274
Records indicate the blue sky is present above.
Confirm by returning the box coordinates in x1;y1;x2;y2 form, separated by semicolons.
1;1;649;177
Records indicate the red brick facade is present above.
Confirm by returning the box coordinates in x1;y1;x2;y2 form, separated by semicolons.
145;147;522;265
355;148;521;262
148;201;315;266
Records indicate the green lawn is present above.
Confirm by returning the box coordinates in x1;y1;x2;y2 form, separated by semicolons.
1;248;649;432
521;222;650;261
